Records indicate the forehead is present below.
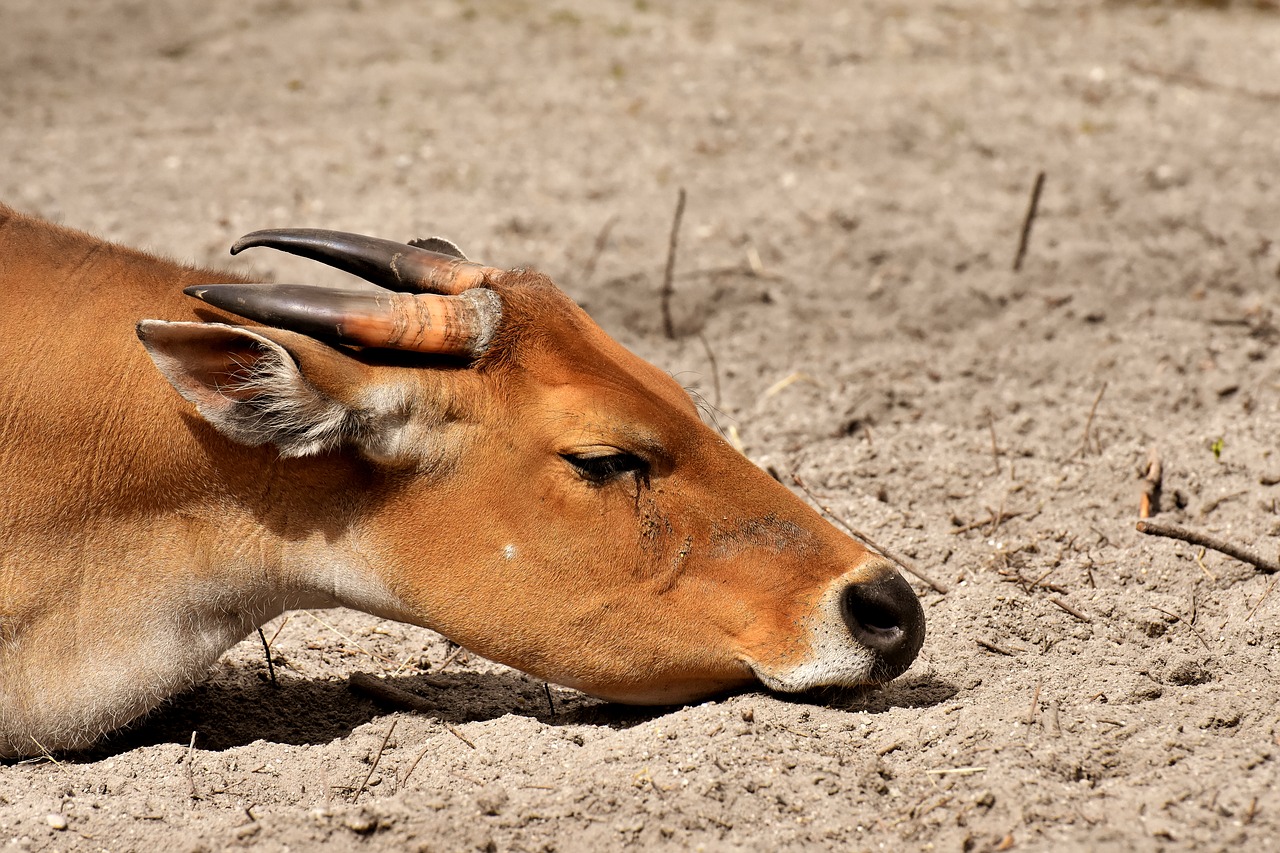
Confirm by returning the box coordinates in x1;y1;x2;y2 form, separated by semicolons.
494;275;701;438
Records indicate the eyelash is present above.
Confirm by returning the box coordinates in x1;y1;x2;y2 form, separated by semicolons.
561;452;650;484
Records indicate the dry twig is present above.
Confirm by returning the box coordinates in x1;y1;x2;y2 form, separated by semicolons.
660;188;687;340
1025;679;1042;726
352;720;396;803
1049;597;1092;623
696;332;723;409
256;628;277;687
1125;59;1280;104
951;511;1025;535
975;638;1016;657
445;723;476;750
349;672;436;713
437;644;468;673
1136;520;1280;575
987;413;1002;476
1246;576;1279;621
580;214;618;285
791;473;949;594
1012;171;1046;272
1139;447;1162;519
1076;382;1108;458
1150;606;1212;652
185;731;200;800
400;742;433;790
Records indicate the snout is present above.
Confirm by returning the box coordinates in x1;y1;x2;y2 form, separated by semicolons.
840;569;925;682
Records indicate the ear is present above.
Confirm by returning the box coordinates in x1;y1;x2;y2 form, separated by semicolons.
137;320;382;458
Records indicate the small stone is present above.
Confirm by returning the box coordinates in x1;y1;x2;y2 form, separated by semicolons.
46;813;68;831
233;822;260;839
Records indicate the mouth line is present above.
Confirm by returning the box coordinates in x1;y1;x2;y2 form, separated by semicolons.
744;660;887;694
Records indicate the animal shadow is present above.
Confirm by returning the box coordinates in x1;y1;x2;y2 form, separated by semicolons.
779;673;960;714
84;668;664;758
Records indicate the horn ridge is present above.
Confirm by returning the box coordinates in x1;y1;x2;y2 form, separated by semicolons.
183;283;501;357
230;228;497;296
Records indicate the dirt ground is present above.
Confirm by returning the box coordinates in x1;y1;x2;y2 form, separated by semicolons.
4;0;1280;850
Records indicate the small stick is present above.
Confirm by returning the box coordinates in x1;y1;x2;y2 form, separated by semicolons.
1124;59;1280;105
437;644;467;673
1025;679;1042;726
1136;520;1280;575
1027;565;1061;592
267;614;291;648
988;497;1010;536
1076;382;1108;458
1012;170;1046;272
445;723;476;750
792;473;949;594
400;741;433;789
1246;576;1278;621
352;720;397;803
987;413;1002;476
660;187;687;340
1150;606;1212;652
1049;597;1092;623
185;731;199;800
303;610;396;667
543;683;556;718
975;638;1016;657
349;672;436;713
1139;447;1162;519
256;628;277;687
580;214;618;285
950;511;1025;535
696;332;723;409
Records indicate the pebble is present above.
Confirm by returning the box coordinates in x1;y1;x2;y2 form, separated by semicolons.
46;813;68;830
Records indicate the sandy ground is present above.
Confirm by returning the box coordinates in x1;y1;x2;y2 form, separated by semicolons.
4;0;1280;850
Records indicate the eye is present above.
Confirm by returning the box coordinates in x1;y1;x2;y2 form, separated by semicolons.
561;451;650;484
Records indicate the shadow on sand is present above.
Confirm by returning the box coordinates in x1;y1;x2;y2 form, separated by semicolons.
82;669;957;759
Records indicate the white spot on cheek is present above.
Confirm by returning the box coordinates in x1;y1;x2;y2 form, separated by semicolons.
504;544;518;561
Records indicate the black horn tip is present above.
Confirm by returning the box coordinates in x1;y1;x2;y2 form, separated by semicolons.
229;228;326;257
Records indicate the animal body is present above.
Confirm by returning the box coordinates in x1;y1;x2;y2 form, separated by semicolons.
0;204;924;758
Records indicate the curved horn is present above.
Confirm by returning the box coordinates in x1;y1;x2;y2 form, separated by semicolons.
184;284;502;357
230;229;498;296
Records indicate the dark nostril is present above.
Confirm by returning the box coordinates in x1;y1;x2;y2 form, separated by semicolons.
841;570;926;681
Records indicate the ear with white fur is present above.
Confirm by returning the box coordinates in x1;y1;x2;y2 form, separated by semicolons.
136;320;374;458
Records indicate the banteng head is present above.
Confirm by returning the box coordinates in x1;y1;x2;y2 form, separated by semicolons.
138;229;925;704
